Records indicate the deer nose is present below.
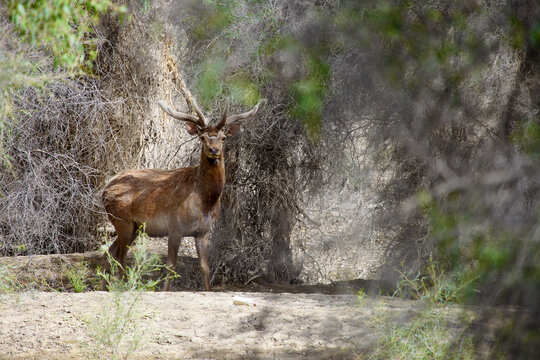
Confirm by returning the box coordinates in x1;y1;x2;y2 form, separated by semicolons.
209;147;219;155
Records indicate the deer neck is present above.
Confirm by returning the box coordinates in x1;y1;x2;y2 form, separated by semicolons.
197;152;225;207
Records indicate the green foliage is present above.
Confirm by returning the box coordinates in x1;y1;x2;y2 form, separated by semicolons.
365;305;476;360
188;0;236;41
357;288;367;301
261;31;331;138
359;2;540;353
357;1;482;89
64;261;89;293
265;37;331;138
0;30;54;168
364;259;477;359
395;257;477;305
0;50;52;93
228;72;261;106
418;185;540;355
290;55;330;138
530;22;540;48
8;0;126;72
508;15;526;50
511;118;540;158
185;1;331;138
196;59;262;108
420;183;540;307
0;263;21;294
2;0;126;168
197;58;226;108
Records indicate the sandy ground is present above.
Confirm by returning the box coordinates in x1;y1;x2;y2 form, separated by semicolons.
0;290;419;360
0;244;420;359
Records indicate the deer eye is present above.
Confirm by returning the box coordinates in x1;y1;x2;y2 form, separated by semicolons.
220;136;226;141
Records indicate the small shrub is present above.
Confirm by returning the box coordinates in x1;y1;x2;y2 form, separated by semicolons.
365;306;476;360
98;226;167;292
0;263;20;294
362;259;477;359
7;0;126;71
85;290;144;360
86;227;165;359
64;260;89;293
394;257;477;305
357;288;367;301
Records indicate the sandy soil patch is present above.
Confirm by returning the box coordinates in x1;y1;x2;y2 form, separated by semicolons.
0;290;419;359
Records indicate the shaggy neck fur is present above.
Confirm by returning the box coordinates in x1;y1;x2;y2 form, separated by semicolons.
197;152;225;208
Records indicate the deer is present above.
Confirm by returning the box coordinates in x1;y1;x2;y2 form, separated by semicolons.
102;97;265;291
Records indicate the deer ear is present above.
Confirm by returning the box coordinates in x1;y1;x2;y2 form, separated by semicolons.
226;124;240;136
186;123;199;135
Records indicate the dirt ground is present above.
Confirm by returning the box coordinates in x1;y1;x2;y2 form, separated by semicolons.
0;246;420;360
0;290;420;360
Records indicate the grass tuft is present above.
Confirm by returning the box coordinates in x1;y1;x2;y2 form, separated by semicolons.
64;260;90;293
361;259;477;359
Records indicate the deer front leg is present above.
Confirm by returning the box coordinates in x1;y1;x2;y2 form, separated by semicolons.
195;233;211;291
164;234;182;291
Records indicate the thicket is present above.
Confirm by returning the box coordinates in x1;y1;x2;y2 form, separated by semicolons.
0;1;133;255
178;0;540;356
174;1;350;284
324;1;540;358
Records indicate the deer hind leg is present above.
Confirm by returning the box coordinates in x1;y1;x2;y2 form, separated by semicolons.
164;233;182;291
195;233;211;291
102;218;136;289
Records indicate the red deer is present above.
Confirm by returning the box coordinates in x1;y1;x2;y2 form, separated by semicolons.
102;98;265;291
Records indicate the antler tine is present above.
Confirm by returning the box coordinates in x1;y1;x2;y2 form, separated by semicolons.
190;97;207;127
158;101;206;128
224;99;267;126
216;100;230;129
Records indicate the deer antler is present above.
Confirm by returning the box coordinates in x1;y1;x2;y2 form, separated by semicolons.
190;97;207;126
216;100;229;129
158;100;207;128
217;99;266;129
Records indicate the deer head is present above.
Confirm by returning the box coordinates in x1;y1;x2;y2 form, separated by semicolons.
158;98;266;161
